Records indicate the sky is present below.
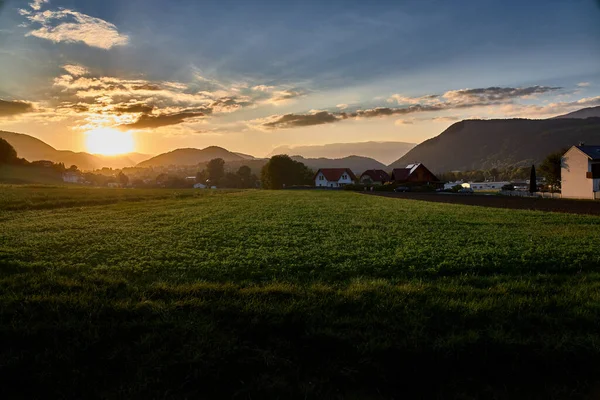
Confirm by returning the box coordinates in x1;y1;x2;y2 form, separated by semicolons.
0;0;599;156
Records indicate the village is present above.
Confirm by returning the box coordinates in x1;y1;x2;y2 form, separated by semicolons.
310;144;600;200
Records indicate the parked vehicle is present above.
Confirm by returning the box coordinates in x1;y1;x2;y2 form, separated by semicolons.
394;186;411;193
458;188;474;194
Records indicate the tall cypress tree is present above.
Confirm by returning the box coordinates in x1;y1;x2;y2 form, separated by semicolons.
529;164;537;193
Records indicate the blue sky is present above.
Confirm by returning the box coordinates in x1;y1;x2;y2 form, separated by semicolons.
0;0;599;156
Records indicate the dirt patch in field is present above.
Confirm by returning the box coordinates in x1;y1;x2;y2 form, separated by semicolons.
367;192;600;215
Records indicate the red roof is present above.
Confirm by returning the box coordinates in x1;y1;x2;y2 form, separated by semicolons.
360;169;390;182
315;168;357;182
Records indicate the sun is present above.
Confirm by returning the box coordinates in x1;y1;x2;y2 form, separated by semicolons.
85;128;135;156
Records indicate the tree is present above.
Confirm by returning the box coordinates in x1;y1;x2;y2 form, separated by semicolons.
207;158;225;185
236;165;257;188
195;169;208;183
539;149;565;191
261;155;313;189
0;138;17;164
118;171;129;186
529;165;537;193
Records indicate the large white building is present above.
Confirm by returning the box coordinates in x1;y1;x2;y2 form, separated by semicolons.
561;145;600;200
314;168;356;188
461;181;510;191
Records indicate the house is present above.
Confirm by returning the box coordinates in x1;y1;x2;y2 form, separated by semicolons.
314;168;356;188
391;163;442;188
360;169;390;185
561;145;600;199
107;182;121;188
62;172;82;184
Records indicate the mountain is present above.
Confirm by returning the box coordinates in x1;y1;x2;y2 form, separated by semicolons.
291;155;386;174
137;146;244;167
389;117;600;173
234;152;256;160
0;131;151;170
553;106;600;119
269;141;416;165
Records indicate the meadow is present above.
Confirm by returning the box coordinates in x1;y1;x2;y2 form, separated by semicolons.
1;186;600;399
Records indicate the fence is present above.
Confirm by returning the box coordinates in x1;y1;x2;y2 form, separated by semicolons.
500;190;561;199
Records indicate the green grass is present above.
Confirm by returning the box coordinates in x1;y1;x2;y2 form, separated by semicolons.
1;188;600;399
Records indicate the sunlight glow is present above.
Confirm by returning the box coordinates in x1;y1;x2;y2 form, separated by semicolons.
85;128;135;155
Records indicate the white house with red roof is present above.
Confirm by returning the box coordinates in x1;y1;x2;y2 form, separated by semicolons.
562;145;600;199
314;168;357;188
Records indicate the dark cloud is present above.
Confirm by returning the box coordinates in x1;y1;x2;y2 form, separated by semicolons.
131;84;161;91
443;86;561;103
119;112;204;129
351;104;444;118
261;85;564;130
113;103;154;114
58;103;89;113
263;111;341;129
0;99;34;117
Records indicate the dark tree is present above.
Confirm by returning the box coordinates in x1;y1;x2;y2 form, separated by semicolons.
195;169;208;183
539;149;565;191
207;158;225;185
0;138;17;164
118;171;129;186
236;165;257;188
529;165;537;193
261;155;313;189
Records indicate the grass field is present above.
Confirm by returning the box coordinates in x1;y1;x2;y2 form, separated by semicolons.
1;186;600;399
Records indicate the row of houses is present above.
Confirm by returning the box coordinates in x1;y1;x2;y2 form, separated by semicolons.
314;163;441;188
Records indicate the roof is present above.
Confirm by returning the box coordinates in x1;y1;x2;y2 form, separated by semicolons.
391;168;411;181
315;168;357;182
575;145;600;160
360;169;390;182
391;163;440;182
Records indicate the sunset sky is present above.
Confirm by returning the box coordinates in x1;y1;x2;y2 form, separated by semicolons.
0;0;599;156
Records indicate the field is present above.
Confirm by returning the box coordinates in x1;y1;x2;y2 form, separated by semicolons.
1;186;600;399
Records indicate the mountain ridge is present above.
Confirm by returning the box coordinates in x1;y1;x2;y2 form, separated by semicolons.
269;141;416;165
389;117;600;172
0;131;151;170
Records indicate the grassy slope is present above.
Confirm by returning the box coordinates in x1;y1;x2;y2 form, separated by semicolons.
1;189;600;399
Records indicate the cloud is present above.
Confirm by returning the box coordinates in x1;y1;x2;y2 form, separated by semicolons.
113;103;154;114
431;116;460;123
577;82;591;87
252;85;275;92
388;86;561;107
62;64;89;77
262;111;342;129
256;86;567;130
29;0;48;11
395;119;414;125
336;104;348;110
119;112;205;130
266;89;306;104
388;94;439;105
23;8;129;49
0;99;34;117
442;86;561;103
499;96;600;118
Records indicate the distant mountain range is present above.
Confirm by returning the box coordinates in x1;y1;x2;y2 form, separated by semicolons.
390;117;600;172
137;147;245;167
269;141;415;165
4;105;599;174
0;131;151;170
291;155;385;174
